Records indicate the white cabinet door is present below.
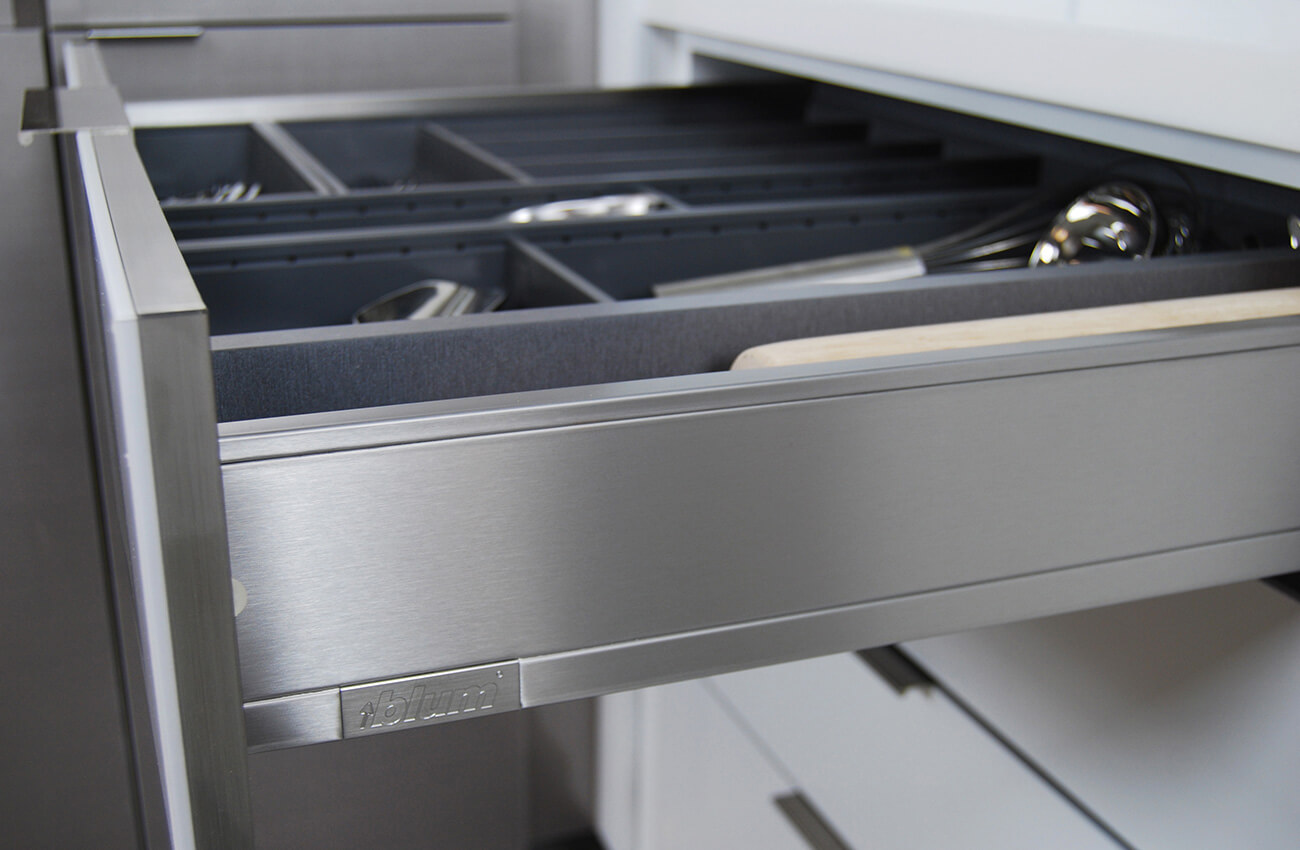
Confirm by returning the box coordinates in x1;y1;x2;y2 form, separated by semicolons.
905;581;1300;850
713;654;1122;850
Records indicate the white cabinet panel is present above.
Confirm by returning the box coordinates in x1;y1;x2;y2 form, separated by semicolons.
1075;0;1296;51
864;0;1070;21
643;0;1300;160
905;581;1300;850
596;683;808;850
713;654;1121;850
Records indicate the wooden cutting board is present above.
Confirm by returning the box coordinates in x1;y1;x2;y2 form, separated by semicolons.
732;288;1300;370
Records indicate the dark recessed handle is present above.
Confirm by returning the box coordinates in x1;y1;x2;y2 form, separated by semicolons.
1266;572;1300;604
856;645;934;695
86;26;205;41
774;793;854;850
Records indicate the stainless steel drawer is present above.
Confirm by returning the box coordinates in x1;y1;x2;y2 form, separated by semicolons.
56;44;1300;846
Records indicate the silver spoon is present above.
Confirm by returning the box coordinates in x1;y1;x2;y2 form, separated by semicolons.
654;181;1167;297
1029;182;1158;266
503;192;669;224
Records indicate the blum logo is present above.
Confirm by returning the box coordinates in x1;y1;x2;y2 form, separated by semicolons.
339;662;520;738
356;681;500;732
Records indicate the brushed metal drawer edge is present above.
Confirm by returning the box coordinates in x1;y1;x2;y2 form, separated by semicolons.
518;527;1300;706
244;689;341;752
241;529;1300;751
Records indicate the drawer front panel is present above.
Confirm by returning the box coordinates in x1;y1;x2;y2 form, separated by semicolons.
47;0;513;27
634;681;806;850
904;582;1300;850
52;22;518;100
226;339;1300;700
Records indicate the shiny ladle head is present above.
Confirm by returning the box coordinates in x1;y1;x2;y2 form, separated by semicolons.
1030;182;1158;266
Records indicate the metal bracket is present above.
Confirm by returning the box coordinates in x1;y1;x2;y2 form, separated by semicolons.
19;85;129;146
244;689;342;754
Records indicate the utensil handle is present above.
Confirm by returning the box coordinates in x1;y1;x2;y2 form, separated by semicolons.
653;246;926;297
732;288;1300;370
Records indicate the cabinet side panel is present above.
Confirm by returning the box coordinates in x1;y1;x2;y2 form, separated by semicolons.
0;29;142;849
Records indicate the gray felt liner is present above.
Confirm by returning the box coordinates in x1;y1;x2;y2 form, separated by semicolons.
210;251;1300;423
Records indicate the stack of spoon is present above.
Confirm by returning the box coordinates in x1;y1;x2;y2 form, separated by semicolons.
653;181;1187;297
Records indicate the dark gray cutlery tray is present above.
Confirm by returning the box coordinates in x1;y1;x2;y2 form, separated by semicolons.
133;82;1300;426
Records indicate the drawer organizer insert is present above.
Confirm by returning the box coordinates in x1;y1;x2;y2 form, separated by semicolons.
143;83;1300;424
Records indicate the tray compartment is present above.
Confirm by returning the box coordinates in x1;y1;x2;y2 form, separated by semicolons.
508;139;943;179
531;190;1027;300
285;119;525;189
654;156;1039;205
462;121;872;159
427;85;814;136
164;157;1040;240
136;125;318;201
193;237;593;335
167;180;672;240
181;190;1033;333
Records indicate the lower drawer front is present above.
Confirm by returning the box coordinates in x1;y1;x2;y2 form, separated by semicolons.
709;654;1120;849
903;581;1300;850
598;681;809;850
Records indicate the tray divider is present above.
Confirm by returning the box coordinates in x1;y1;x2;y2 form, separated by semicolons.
251;122;350;196
420;122;534;184
511;140;945;180
508;237;615;304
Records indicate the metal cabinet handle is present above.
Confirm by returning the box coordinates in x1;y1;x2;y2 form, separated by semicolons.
856;645;935;695
774;793;855;850
86;26;205;41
